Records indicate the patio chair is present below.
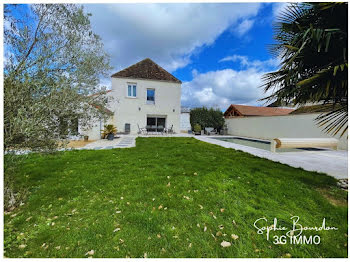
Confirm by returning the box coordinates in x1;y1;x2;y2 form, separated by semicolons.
137;124;147;135
204;127;214;135
157;125;164;134
166;124;174;134
151;125;157;134
209;129;218;135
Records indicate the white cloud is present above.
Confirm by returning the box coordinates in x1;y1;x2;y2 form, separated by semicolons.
236;19;254;36
85;3;262;73
219;54;280;70
220;55;249;65
98;77;112;90
272;2;290;18
182;56;277;110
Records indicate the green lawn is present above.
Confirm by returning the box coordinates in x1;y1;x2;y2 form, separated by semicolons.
4;138;348;258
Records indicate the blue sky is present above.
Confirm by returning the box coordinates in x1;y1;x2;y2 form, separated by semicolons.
174;4;276;82
84;2;289;110
6;3;288;111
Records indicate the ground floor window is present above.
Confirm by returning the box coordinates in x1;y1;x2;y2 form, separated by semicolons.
146;117;166;132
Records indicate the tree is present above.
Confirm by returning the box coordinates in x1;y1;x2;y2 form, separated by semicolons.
262;3;348;136
190;107;225;131
4;4;112;152
4;4;112;210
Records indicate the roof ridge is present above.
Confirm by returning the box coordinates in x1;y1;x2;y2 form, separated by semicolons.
116;58;152;73
225;104;294;117
231;104;293;109
111;58;182;84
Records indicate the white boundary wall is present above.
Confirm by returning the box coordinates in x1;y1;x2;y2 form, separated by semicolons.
180;112;191;132
225;113;348;150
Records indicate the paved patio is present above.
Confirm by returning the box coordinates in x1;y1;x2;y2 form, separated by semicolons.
195;136;348;179
79;135;136;150
78;133;193;149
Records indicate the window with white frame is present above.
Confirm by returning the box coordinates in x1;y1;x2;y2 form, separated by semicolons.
127;84;137;97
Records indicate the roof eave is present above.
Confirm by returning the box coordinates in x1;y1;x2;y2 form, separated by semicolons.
110;75;182;84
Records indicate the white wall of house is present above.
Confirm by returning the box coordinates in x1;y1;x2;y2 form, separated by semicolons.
82;117;103;140
111;77;181;134
82;115;114;140
83;77;182;138
180;112;191;132
225;113;348;150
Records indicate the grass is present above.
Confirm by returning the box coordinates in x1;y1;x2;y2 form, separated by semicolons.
4;138;348;258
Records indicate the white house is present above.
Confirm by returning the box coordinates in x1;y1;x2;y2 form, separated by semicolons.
83;58;182;139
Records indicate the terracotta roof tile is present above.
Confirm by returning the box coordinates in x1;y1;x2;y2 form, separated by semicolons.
111;58;181;84
88;91;113;115
90;103;113;115
224;104;294;117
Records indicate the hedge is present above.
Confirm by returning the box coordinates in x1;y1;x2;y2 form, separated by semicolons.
190;107;225;131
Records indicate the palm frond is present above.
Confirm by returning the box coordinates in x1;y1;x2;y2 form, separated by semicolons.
316;104;348;137
261;2;348;137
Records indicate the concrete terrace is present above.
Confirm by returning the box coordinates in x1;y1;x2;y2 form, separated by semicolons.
80;135;136;150
79;133;192;150
196;136;348;179
78;134;347;179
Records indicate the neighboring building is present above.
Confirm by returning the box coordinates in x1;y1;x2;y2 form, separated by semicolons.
224;104;295;118
224;104;347;150
83;58;182;139
180;107;191;132
266;100;294;107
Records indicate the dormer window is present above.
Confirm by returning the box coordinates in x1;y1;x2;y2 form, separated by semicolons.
127;84;137;97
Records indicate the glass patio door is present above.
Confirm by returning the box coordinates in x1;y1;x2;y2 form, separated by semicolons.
146;117;166;132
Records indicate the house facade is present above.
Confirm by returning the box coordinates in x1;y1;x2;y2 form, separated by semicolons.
83;58;182;139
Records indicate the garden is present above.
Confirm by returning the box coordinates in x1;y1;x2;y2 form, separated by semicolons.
4;138;348;258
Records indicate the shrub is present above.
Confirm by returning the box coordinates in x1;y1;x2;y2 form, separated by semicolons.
193;124;201;133
101;124;117;139
190;107;224;131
